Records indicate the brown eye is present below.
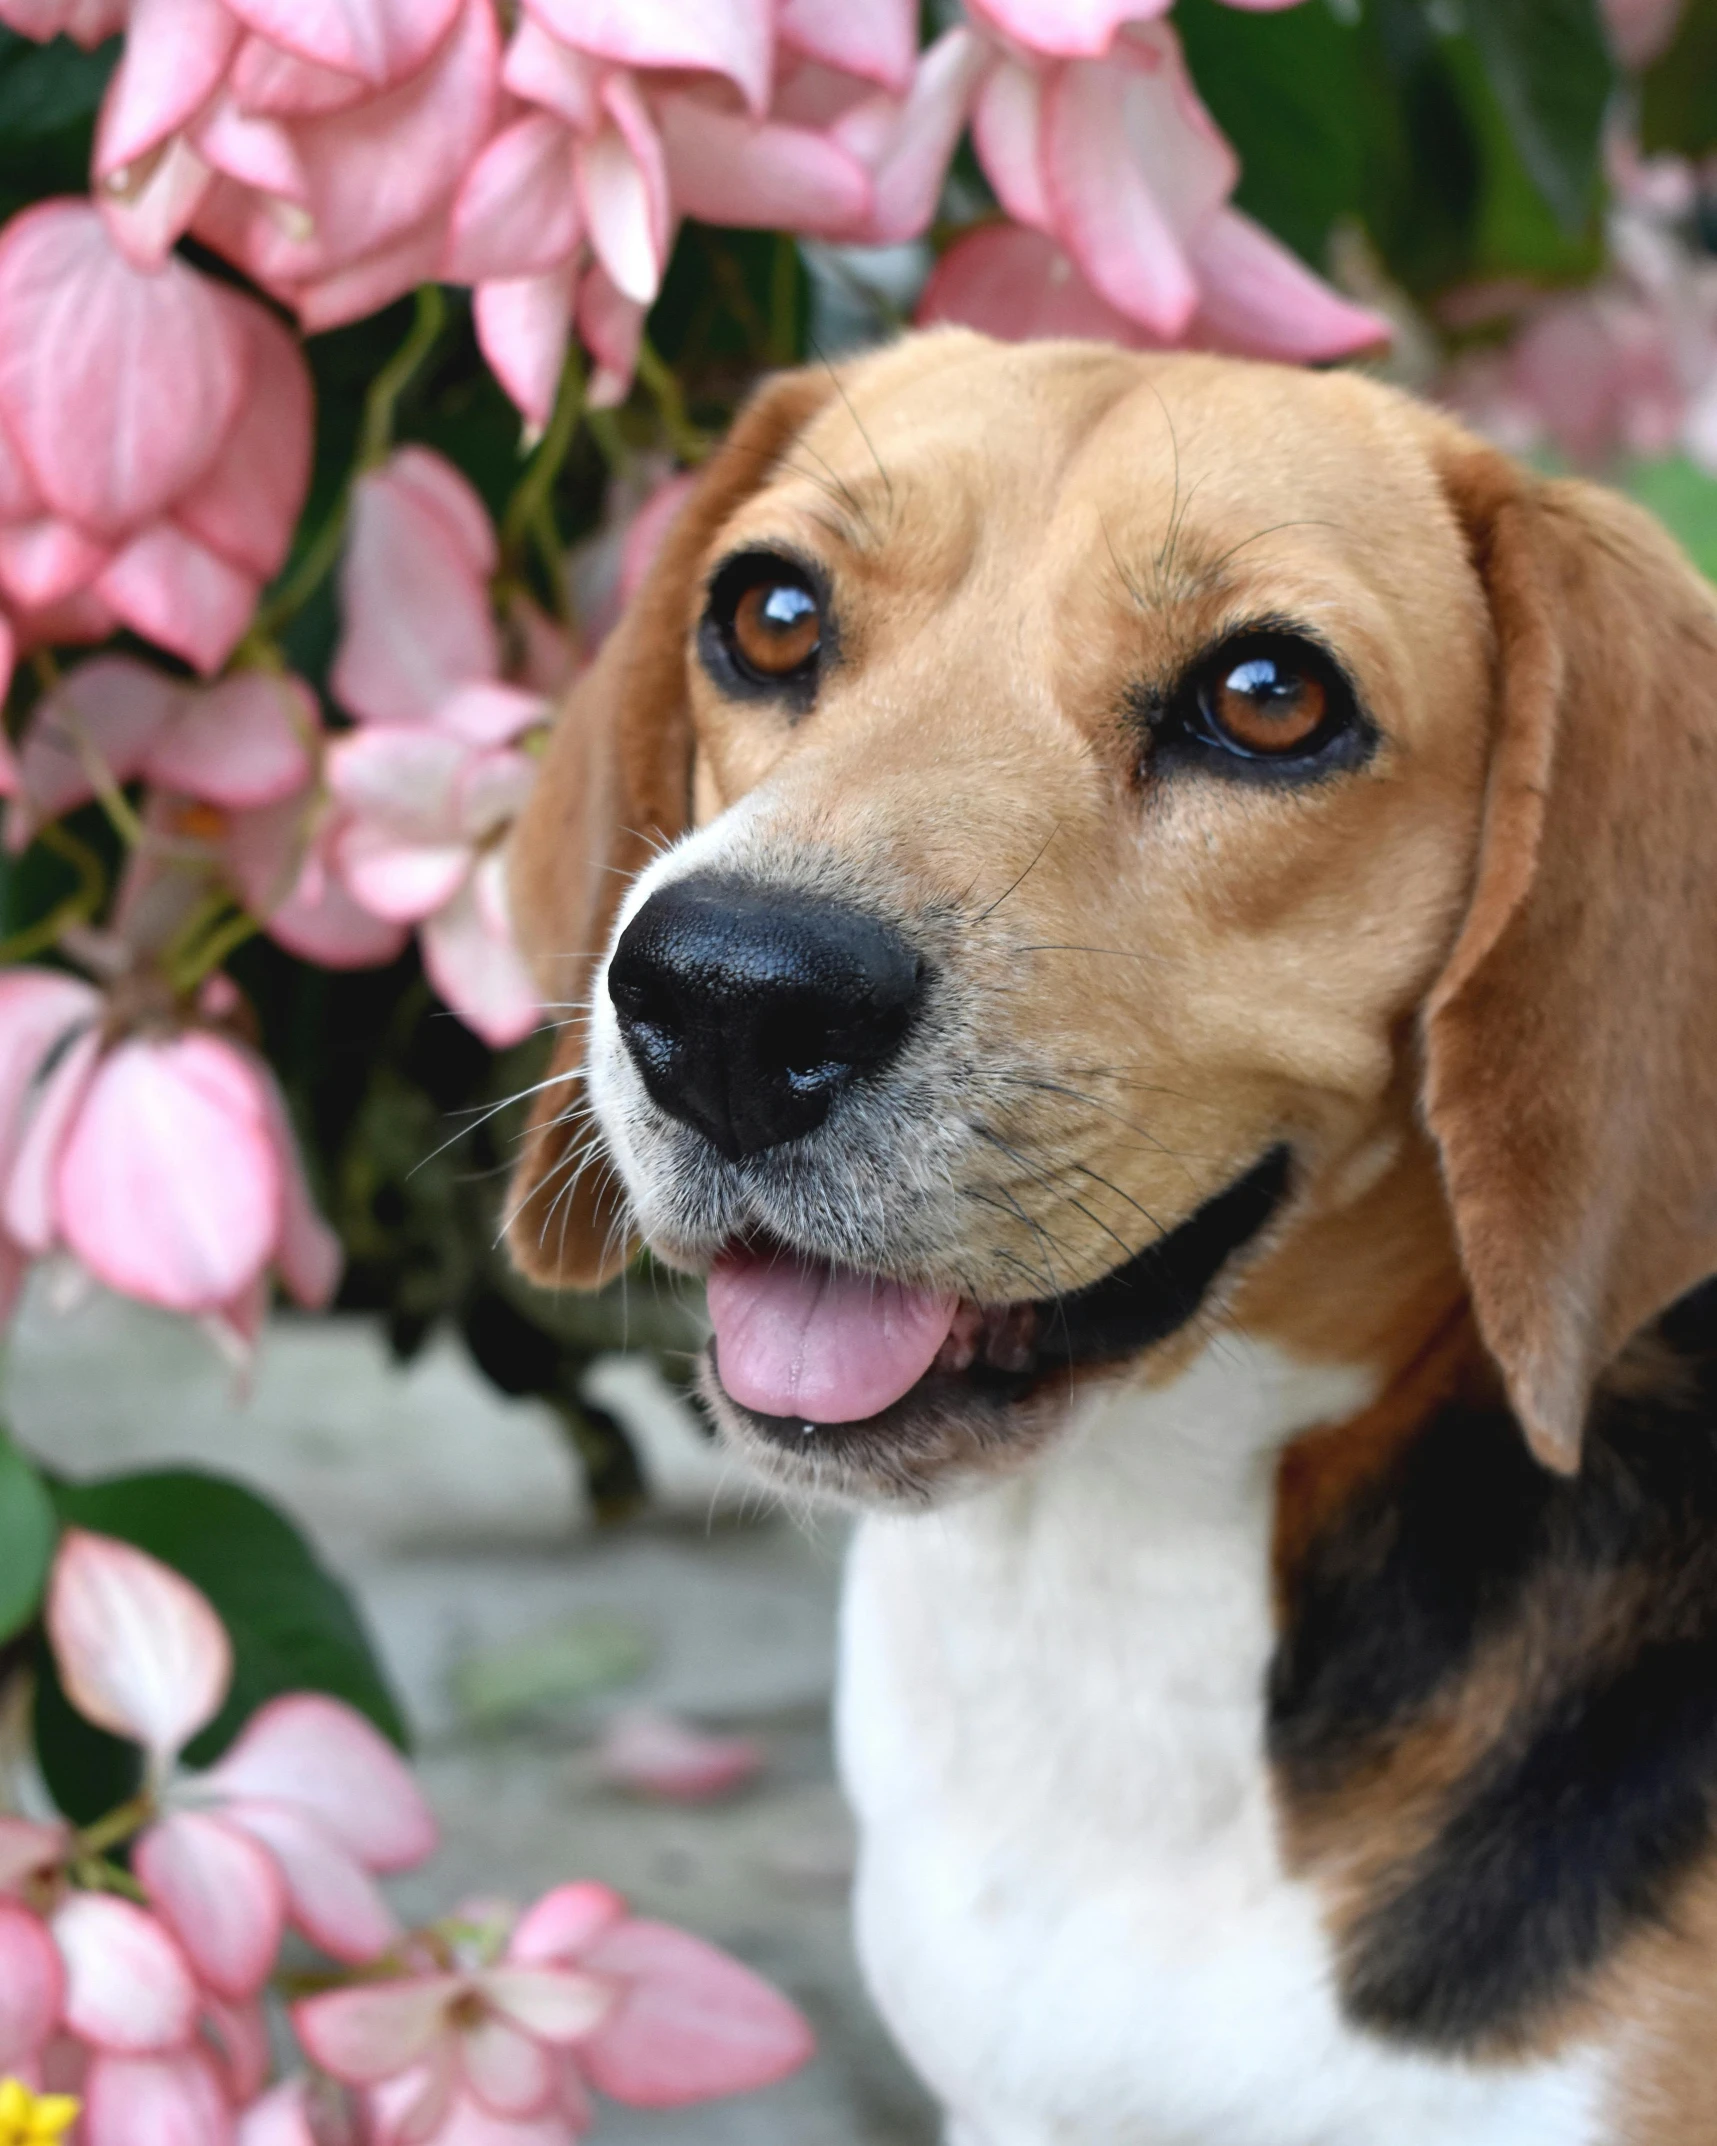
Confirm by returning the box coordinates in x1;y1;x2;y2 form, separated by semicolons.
731;578;820;677
1207;653;1327;754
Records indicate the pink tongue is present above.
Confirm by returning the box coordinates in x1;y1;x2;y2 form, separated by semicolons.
707;1248;960;1423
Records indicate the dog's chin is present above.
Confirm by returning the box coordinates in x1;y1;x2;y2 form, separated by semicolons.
696;1144;1293;1506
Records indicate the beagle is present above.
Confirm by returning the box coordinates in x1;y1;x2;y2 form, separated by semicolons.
505;332;1717;2145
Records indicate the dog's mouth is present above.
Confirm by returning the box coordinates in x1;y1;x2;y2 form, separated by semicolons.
701;1146;1291;1460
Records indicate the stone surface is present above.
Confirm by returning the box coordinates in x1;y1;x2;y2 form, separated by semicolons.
4;1282;939;2145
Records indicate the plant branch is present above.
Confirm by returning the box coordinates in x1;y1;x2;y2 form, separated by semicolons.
501;348;586;581
0;821;107;962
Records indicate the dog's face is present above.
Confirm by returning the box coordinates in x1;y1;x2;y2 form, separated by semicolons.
509;332;1717;1503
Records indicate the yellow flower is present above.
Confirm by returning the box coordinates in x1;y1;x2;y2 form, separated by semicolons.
0;2080;80;2145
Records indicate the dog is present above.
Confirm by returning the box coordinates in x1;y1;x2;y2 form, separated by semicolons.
504;330;1717;2145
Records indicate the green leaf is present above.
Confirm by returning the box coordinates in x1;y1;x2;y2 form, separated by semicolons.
0;1428;56;1643
1460;0;1613;232
1640;0;1717;157
0;30;118;217
50;1469;407;1764
1624;457;1717;583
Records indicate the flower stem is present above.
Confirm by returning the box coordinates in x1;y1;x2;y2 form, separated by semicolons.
634;337;710;464
0;822;107;962
74;1795;153;1859
500;348;586;584
254;284;449;639
169;901;261;994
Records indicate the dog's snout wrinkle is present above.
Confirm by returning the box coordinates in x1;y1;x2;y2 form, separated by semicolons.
608;872;923;1163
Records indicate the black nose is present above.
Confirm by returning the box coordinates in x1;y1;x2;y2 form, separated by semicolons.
608;873;924;1161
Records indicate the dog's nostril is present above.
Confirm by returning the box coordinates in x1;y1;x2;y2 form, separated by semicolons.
608;874;924;1161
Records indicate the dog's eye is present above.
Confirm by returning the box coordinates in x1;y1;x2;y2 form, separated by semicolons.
733;578;820;677
1164;631;1363;776
701;551;826;703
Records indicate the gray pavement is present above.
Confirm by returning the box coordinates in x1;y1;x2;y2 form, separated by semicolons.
3;1282;939;2145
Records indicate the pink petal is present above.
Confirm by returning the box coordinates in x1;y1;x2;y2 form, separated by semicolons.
46;1529;233;1762
174;293;313;580
499;15;600;130
455;749;534;842
971;57;1053;230
617;471;696;608
1041;68;1193;336
12;654;181;838
54;1894;199;2053
225;1801;399;1963
96;523;259;676
338;828;472;922
201;1992;271;2104
223;0;463;87
57;1032;283;1313
250;1067;342;1310
0;0;126;43
403;2091;573;2146
1;1027;100;1256
221;796;410;967
203;1693;435;1870
0;1899;64;2073
579;1920;815;2106
444;112;581;284
437;682;551;746
332;451;499;724
917;219;1150;341
0;202;246;537
292;1975;458;2083
0;970;102;1181
328;724;467;837
94;0;240;179
384;442;497;578
478;1966;612;2046
82;2049;234;2146
525;0;772;117
268;0;498;273
1604;0;1687;67
99;132;215;270
967;0;1172;56
654;94;872;235
286;217;449;334
147;672;316;809
508;1883;629;1967
0;1816;70;1897
234;2081;322;2146
576;263;644;410
135;1811;286;2000
777;0;915;91
574;76;669;308
0;518;109;609
421;866;541;1047
461;2014;556;2117
1184;205;1388;361
191;94;310;200
593;1709;764;1802
474;264;576;431
844;26;985;244
228;34;370;116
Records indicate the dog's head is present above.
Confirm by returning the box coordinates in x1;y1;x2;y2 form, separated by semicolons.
506;331;1717;1503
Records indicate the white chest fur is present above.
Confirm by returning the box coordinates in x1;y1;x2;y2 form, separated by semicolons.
836;1340;1610;2146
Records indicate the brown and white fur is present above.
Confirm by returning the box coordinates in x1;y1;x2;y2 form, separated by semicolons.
504;332;1717;2143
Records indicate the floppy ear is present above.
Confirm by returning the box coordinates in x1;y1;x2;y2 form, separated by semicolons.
505;366;835;1289
1425;441;1717;1472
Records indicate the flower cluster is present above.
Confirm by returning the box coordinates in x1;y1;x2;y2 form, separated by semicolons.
0;1528;813;2144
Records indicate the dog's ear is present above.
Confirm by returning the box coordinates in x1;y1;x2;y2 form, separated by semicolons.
504;366;836;1289
1425;440;1717;1471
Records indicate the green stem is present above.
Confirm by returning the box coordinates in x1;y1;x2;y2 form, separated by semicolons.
253;285;448;639
59;713;146;850
500;348;586;577
0;822;107;962
75;1794;153;1860
169;902;261;994
634;338;709;463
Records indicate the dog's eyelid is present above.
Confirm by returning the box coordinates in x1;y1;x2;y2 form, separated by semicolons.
1129;619;1376;786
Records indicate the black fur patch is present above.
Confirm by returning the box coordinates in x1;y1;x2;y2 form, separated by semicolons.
1270;1281;1717;2051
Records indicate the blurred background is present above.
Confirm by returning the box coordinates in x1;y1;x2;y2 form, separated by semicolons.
1;0;1715;2135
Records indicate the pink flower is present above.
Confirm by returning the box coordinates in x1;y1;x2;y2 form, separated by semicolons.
0;1897;65;2089
0;970;341;1332
0;201;312;682
933;17;1385;362
449;0;977;422
46;1529;436;1996
1602;0;1685;67
1;0;499;336
326;449;548;1045
294;1879;813;2140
